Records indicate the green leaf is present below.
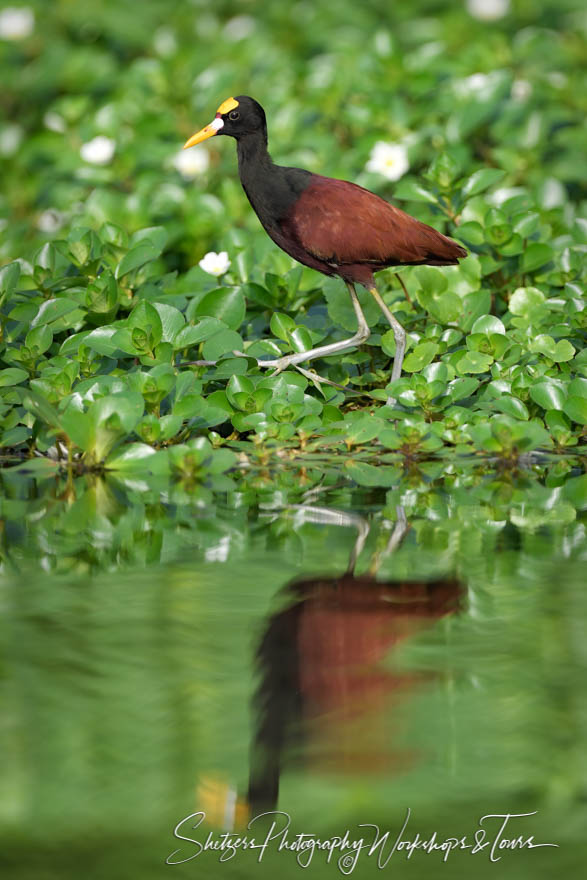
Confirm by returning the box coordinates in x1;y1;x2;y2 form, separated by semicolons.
422;362;450;383
152;303;185;343
446;377;479;402
20;388;61;429
226;375;254;408
128;301;163;350
83;327;120;358
393;179;438;203
270;312;295;342
89;391;145;460
105;443;157;471
485;207;512;247
568;378;587;399
5;458;59;477
496;233;524;256
461;168;506;198
173;317;225;349
457;222;484;245
403;341;439;372
456;351;493;374
31;297;81;327
0;261;21;295
173;393;206;419
514;212;540;238
521;242;554;273
131;225;167;253
85;273;118;315
116;242;160;278
0;367;28;387
551;340;575;362
492;396;529;420
345;416;385;445
59;406;93;453
201;329;243;361
471;315;506;336
344;460;400;487
563;396;587;425
25;324;53;355
508;287;546;316
531;334;557;357
529;380;567;411
195;288;246;330
563;474;587;509
461;289;491;333
288;326;313;353
323;279;379;332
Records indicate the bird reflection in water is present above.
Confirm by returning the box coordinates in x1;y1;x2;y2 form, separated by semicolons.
198;506;463;828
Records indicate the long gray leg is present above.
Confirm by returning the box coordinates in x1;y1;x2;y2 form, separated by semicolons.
368;285;406;382
367;284;406;404
234;281;370;373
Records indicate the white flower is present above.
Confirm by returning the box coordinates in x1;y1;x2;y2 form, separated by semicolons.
153;26;177;57
374;30;392;58
37;209;63;233
223;15;255;42
366;142;409;181
541;178;566;209
454;71;504;101
488;186;525;206
172;146;209;178
547;72;567;89
466;0;510;21
511;79;532;101
0;123;22;156
463;72;490;93
204;536;231;562
43;111;66;133
80;135;115;165
0;7;34;40
199;251;230;277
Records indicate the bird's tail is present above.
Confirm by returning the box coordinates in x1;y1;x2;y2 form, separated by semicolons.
416;221;467;265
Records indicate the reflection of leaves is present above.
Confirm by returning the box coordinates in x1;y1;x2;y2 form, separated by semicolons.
344;461;400;486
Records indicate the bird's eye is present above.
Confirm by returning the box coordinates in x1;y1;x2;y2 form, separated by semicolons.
228;110;240;121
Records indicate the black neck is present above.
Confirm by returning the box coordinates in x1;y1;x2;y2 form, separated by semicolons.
235;127;311;230
236;130;272;182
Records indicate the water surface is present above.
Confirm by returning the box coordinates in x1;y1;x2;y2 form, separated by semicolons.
1;460;585;878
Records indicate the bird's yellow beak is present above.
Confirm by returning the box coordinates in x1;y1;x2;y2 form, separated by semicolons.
183;97;239;149
183;119;222;149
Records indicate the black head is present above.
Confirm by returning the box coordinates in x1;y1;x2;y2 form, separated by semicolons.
183;96;267;149
219;96;266;139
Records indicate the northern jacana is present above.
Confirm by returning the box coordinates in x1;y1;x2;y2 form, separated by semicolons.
184;96;467;386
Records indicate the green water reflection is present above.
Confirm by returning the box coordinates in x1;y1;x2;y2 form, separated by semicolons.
1;461;586;878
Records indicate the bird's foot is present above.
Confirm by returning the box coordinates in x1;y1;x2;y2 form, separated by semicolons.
230;350;281;370
292;365;346;391
232;350;295;374
233;352;345;391
269;357;292;376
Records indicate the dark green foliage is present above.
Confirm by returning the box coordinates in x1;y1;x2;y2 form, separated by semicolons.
0;0;585;476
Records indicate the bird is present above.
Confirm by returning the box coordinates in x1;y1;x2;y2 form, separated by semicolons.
183;96;467;387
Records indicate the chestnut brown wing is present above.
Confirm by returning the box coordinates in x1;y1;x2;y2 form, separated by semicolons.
289;175;465;267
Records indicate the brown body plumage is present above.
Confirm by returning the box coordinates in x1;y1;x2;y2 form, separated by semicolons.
183;96;467;387
285;174;466;287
